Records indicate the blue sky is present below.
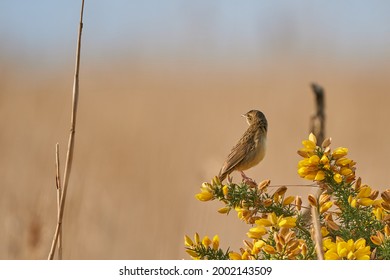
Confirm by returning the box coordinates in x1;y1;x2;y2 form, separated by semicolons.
1;1;390;63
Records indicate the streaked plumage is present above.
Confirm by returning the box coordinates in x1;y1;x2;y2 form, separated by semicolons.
218;110;267;181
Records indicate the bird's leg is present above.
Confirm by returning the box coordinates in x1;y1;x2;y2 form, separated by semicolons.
240;171;257;186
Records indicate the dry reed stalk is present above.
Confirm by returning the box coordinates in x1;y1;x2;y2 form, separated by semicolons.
311;206;324;260
48;0;85;260
55;143;62;259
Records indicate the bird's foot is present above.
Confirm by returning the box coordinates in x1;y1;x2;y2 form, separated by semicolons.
240;171;257;187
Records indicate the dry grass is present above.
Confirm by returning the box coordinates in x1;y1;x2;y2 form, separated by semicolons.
1;51;390;259
48;0;85;260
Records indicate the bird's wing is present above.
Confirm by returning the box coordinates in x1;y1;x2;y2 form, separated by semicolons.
219;130;254;178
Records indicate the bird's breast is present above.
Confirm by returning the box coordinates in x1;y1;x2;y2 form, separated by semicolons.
253;134;266;165
237;133;266;171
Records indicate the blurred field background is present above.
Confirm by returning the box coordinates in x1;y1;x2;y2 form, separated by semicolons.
1;1;390;259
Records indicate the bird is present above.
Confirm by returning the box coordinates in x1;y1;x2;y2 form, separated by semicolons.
218;110;268;182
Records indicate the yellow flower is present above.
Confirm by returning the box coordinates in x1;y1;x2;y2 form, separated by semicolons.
247;225;267;239
350;186;376;206
211;176;221;186
309;155;320;164
229;252;242;260
373;207;383;220
340;167;353;176
333;173;343;183
298;138;317;157
202;236;212;247
256;218;273;227
348;195;357;208
314;170;325;181
241;251;250;260
278;216;297;228
320;201;333;214
200;182;212;192
194;232;200;244
297;155;326;181
222;185;228;197
332;147;348;159
320;155;330;169
357;198;374;206
235;206;251;222
357;185;371;198
297;136;357;184
268;212;278;225
252;240;266;255
184;235;193;247
212;235;219;250
349;238;371;260
258;213;297;230
217;207;230;214
323;237;371;260
186;249;200;259
195;182;214;201
283;195;295;206
336;157;352;166
321;226;329;237
195;191;213;201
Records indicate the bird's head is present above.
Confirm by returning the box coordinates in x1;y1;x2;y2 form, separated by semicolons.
242;110;267;128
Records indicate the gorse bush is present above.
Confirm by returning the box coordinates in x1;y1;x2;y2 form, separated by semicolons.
185;133;390;260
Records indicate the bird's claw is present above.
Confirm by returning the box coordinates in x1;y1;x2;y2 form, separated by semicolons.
240;171;257;187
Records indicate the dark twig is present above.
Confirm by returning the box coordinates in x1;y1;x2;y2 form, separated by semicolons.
310;83;326;145
302;83;327;230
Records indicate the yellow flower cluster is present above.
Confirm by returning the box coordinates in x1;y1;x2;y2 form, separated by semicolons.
234;185;296;224
297;133;355;183
233;213;307;260
370;225;390;246
186;134;390;260
184;233;220;259
298;134;390;260
247;212;297;239
195;180;218;202
323;237;371;260
308;193;333;214
370;190;390;248
348;184;382;208
230;226;307;260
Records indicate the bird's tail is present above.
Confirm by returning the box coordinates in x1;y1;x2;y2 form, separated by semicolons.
218;169;227;182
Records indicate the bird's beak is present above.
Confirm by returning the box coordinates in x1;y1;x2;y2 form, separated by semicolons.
241;114;247;118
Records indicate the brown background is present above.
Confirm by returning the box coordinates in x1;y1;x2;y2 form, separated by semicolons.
1;2;390;259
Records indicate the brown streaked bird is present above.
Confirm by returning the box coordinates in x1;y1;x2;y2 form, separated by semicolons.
218;110;268;182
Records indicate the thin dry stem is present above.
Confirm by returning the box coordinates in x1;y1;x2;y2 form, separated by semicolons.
268;184;318;188
48;0;85;260
311;206;324;260
55;143;62;259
